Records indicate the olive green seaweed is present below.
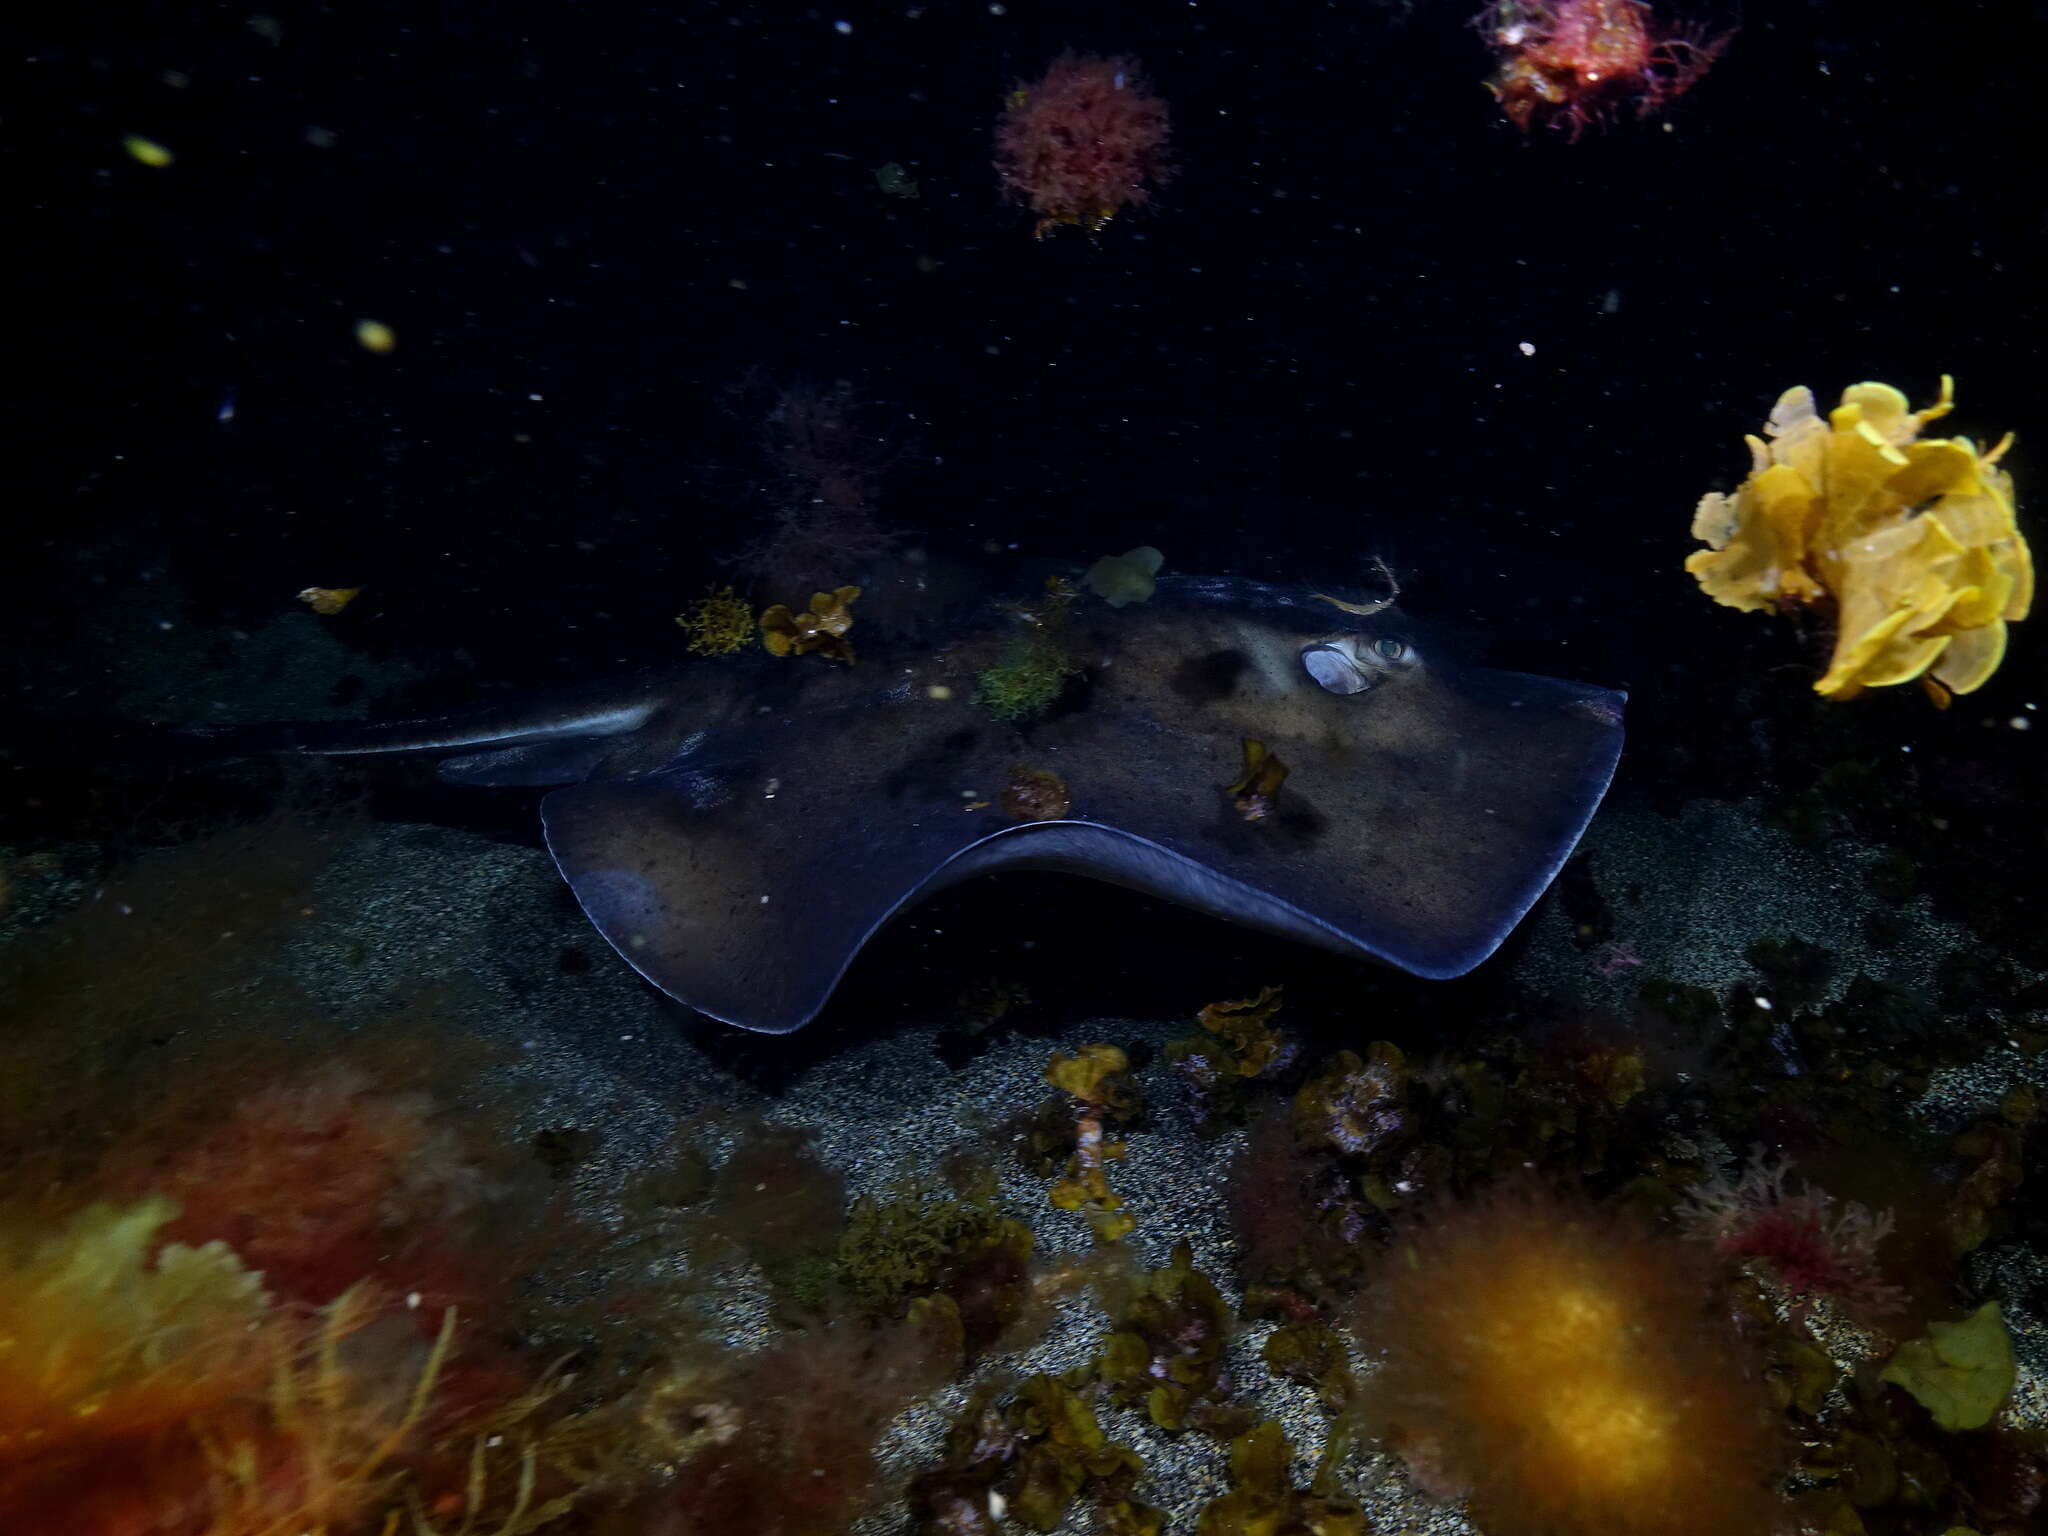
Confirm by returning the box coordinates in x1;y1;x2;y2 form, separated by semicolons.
1878;1301;2015;1431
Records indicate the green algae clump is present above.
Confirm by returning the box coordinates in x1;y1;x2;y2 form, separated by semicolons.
833;1172;1037;1356
675;585;755;655
1878;1302;2015;1431
1082;545;1164;608
977;577;1080;721
976;637;1077;721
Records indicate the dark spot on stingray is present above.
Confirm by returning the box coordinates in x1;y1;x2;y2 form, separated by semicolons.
883;726;982;798
557;944;593;975
1208;785;1327;853
1174;648;1250;702
1273;796;1327;845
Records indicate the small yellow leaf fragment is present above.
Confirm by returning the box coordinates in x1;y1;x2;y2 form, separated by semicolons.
123;135;175;168
354;319;397;354
1228;737;1290;823
1048;1043;1129;1104
297;586;362;615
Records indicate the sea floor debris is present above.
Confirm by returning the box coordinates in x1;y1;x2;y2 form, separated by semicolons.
0;812;2039;1534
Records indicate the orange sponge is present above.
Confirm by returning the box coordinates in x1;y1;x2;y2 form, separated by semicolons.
1355;1182;1789;1536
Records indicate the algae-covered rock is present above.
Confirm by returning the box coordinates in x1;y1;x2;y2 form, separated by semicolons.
1096;1241;1243;1435
1197;984;1290;1077
1878;1302;2015;1430
1004;1375;1151;1532
1195;1420;1367;1536
1291;1043;1408;1159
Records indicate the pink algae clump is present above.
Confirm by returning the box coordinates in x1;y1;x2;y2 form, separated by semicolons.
995;52;1172;238
1683;1152;1905;1319
1477;0;1727;139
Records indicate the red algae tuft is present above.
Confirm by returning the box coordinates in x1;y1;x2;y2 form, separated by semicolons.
100;1063;488;1310
1683;1151;1905;1320
1356;1179;1790;1536
994;52;1172;238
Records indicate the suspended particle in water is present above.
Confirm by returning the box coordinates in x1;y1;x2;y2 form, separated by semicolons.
122;135;174;168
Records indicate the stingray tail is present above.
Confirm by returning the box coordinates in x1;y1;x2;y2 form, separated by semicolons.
163;671;672;762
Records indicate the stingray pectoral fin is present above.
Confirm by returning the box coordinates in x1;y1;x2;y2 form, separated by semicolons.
1031;663;1625;981
539;655;1625;1032
539;778;1372;1034
941;822;1443;965
540;776;985;1034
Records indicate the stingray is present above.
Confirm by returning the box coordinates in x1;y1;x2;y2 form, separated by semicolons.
185;570;1624;1033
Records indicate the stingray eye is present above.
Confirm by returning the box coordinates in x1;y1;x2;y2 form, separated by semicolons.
1375;637;1408;661
1302;643;1374;695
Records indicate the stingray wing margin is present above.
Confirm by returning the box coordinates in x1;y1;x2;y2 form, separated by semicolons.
541;777;1018;1034
540;776;1490;1034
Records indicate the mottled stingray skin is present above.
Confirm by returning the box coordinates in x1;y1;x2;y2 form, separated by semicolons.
202;572;1624;1032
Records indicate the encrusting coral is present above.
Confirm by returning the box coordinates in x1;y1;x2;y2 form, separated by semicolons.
1686;376;2032;703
